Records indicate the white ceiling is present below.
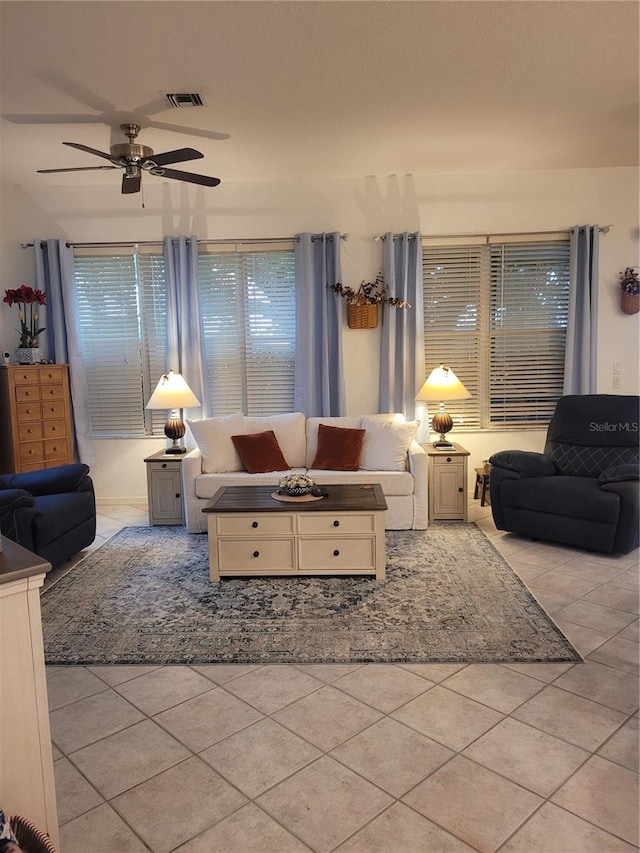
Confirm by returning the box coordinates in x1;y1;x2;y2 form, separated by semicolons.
1;1;638;196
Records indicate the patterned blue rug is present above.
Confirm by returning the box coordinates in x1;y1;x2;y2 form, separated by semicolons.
41;524;581;665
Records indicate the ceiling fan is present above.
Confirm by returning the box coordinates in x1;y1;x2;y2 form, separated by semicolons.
37;123;221;194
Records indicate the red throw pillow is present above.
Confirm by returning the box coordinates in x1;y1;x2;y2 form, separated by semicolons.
231;430;290;473
311;423;366;471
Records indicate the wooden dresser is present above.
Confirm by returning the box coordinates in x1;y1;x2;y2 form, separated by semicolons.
0;364;74;474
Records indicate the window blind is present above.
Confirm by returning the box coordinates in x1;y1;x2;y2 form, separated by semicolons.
197;248;296;416
423;235;570;429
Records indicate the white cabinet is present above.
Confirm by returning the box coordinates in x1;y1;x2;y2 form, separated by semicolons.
144;452;184;525
426;443;469;522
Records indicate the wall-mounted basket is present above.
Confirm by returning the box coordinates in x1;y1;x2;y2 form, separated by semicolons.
621;290;639;315
347;303;379;329
619;267;639;315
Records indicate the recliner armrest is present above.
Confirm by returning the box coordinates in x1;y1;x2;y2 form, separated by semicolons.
0;488;35;511
0;463;91;496
599;463;639;485
489;450;557;478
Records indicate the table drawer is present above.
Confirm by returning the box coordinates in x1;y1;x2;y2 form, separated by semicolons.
19;422;44;441
298;537;376;570
217;514;294;535
15;385;41;402
297;512;376;535
218;538;295;571
19;441;45;465
17;402;43;422
43;419;67;439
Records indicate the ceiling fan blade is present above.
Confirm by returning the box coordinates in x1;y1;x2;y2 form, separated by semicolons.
149;167;221;187
37;166;118;173
144;148;204;167
148;120;230;141
3;113;106;125
63;141;120;163
122;173;141;194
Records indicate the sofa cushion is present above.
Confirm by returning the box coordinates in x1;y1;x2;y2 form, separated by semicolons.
305;416;363;467
243;412;306;468
195;468;307;499
188;412;246;473
308;469;415;496
360;417;419;472
231;430;290;474
311;423;366;471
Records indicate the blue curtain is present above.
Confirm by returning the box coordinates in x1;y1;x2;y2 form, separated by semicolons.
163;235;211;418
564;225;599;394
34;239;94;464
294;232;345;416
380;232;424;419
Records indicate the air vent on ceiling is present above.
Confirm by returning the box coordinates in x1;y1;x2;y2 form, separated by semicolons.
165;93;204;108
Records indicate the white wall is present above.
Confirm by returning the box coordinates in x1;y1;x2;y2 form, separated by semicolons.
1;166;638;501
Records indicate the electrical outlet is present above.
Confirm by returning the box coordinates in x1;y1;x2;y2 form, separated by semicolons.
613;375;622;389
613;361;622;374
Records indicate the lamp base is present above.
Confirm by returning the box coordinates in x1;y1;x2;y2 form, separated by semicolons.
165;445;187;455
433;439;454;449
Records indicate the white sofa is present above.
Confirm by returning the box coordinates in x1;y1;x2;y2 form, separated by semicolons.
182;412;428;533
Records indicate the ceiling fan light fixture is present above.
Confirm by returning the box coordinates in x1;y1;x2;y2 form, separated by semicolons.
165;93;204;108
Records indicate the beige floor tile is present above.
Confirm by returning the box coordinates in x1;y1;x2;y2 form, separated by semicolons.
272;684;382;751
51;743;63;761
332;663;433;712
294;663;365;683
190;663;263;684
200;718;321;797
46;666;109;711
618;619;639;642
223;664;324;714
610;568;640;592
396;662;467;682
173;803;312;852
330;717;454;797
443;663;543;714
54;756;103;825
555;600;637;635
390;684;503;751
552;558;629;585
153;685;263;752
335;802;476;852
553;661;640;714
597;717;640;772
500;801;638;853
114;665;216;715
256;755;393;853
583;582;640;614
553;618;610;656
529;569;603;598
462;717;589;797
552;755;640;846
506;543;582;570
578;551;640;571
112;756;247;853
511;684;627;751
500;661;575;683
508;559;551;582
69;719;190;799
59;803;150;853
588;636;639;675
526;587;577;614
87;664;162;686
50;688;145;753
402;755;542;853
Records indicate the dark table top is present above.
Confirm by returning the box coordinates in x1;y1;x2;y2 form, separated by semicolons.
0;537;51;585
203;483;387;514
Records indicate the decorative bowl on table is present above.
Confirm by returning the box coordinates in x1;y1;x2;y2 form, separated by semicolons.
278;473;317;497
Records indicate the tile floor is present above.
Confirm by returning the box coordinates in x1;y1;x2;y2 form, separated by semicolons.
44;499;639;853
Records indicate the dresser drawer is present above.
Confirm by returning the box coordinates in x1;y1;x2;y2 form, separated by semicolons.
299;537;376;570
19;441;45;465
39;366;64;384
16;402;43;422
12;369;40;385
217;514;294;535
297;512;376;535
19;422;44;441
43;420;67;439
43;401;67;419
44;439;68;461
41;384;65;401
15;385;41;402
218;538;296;571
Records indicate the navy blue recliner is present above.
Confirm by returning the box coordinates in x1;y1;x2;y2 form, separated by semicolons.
0;463;96;568
490;395;639;554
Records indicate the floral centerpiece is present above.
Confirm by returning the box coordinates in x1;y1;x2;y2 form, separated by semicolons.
619;267;639;315
279;473;318;496
329;274;411;329
3;284;47;361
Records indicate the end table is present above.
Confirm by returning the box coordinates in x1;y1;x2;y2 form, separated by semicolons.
424;442;470;522
144;450;185;525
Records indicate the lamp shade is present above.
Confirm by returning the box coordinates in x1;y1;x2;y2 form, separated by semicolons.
146;371;201;410
415;365;471;402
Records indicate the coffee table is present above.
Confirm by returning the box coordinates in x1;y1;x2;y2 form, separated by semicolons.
203;483;387;583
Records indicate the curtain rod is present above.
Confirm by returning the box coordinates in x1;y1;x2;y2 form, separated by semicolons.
21;233;349;250
374;225;612;241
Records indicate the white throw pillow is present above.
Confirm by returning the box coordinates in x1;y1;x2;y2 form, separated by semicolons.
359;417;419;471
243;412;306;468
187;412;246;473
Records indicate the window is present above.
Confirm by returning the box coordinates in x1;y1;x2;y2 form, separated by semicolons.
198;244;296;416
74;249;167;436
422;234;570;428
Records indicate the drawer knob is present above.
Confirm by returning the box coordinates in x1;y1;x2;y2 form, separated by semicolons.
458;487;464;493
253;550;260;558
162;463;167;468
446;457;452;462
175;493;180;499
252;521;259;528
333;520;340;527
333;549;340;557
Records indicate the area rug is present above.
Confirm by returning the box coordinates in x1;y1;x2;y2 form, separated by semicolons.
41;524;581;665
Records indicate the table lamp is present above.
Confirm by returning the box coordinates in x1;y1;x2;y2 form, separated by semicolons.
415;364;471;448
146;370;201;454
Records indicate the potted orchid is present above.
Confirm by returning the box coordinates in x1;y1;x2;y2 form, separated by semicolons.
619;267;639;315
2;284;47;363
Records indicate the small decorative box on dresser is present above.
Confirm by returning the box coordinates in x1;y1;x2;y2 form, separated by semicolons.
144;450;185;525
425;442;470;522
0;364;74;474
